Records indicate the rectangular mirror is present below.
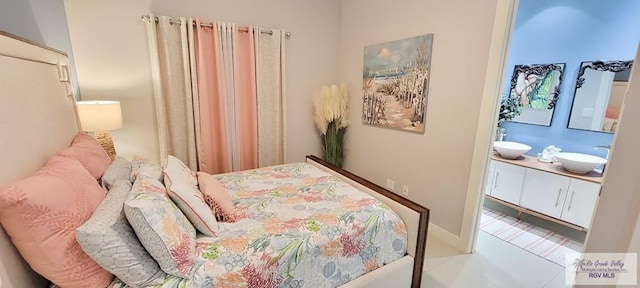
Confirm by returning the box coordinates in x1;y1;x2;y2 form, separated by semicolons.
507;63;565;126
567;60;633;133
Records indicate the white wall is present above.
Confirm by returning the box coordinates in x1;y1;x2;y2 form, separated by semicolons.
338;0;499;235
64;0;341;163
628;209;640;286
631;212;640;252
65;0;160;161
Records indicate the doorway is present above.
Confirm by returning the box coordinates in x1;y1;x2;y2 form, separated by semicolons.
469;0;640;267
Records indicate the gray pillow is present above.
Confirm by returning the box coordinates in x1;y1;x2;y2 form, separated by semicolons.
101;156;132;191
130;155;163;183
76;180;166;287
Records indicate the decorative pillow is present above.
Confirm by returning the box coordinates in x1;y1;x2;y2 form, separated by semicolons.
0;156;112;288
164;155;218;236
124;177;196;278
101;156;132;191
130;155;163;183
76;180;166;287
197;171;238;222
58;132;111;179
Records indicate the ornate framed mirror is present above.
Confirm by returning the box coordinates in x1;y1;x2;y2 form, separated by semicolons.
507;63;565;126
567;60;633;133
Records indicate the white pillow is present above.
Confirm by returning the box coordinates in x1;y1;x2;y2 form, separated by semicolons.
163;155;219;236
124;177;196;278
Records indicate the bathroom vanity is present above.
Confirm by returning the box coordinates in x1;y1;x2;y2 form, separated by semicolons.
484;153;602;230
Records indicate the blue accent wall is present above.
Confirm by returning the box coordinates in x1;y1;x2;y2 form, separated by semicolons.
501;0;640;158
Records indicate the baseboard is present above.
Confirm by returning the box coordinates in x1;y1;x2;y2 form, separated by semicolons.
427;222;466;252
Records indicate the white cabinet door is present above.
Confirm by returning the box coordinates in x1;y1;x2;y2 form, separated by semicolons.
561;179;600;228
484;161;496;196
490;161;525;204
520;169;570;218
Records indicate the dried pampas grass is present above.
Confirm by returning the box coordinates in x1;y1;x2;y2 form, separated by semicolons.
313;83;349;167
314;84;350;133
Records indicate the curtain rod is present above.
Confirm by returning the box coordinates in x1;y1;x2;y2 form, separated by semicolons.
141;15;291;39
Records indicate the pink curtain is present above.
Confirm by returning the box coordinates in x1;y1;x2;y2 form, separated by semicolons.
194;21;258;174
234;27;258;171
146;14;284;173
194;20;229;174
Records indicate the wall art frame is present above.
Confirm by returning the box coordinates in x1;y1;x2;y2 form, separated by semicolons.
507;63;565;126
362;33;433;133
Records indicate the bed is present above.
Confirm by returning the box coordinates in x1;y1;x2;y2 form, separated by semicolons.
0;30;429;288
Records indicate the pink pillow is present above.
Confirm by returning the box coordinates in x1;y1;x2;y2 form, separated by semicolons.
196;172;237;222
605;107;620;119
58;132;111;179
0;156;113;288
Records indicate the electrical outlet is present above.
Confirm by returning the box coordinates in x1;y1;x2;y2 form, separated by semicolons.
402;185;409;196
386;179;395;190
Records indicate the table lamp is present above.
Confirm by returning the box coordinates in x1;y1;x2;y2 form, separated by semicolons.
76;100;123;159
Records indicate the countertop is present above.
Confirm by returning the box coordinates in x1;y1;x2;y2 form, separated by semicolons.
491;153;603;184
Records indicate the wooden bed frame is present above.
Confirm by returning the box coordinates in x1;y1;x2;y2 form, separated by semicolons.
0;31;429;288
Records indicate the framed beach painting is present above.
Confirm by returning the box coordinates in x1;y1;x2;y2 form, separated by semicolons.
362;34;433;133
508;63;565;126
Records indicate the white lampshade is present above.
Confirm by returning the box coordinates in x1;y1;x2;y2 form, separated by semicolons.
76;100;123;132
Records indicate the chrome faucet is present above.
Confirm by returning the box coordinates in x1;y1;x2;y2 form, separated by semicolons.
595;144;611;174
496;128;506;141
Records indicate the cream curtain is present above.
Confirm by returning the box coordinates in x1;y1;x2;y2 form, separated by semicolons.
255;28;287;167
144;15;200;169
219;23;237;170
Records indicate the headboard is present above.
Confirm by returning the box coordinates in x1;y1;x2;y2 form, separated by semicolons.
0;31;79;288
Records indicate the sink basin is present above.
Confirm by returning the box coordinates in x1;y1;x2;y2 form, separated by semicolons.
555;152;607;174
494;141;532;159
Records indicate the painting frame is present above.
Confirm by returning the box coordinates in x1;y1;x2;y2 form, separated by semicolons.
507;63;565;126
362;34;434;133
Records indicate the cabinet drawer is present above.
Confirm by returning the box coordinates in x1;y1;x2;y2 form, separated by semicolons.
490;161;525;204
560;179;600;228
520;169;570;218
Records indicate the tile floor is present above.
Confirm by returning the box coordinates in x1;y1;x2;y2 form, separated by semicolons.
422;230;572;288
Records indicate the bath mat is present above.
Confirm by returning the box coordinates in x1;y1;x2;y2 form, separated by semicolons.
480;208;583;267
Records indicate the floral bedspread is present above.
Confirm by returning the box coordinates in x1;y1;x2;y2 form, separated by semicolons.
110;163;407;288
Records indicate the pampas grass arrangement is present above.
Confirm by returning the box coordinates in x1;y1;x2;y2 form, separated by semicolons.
314;84;349;167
